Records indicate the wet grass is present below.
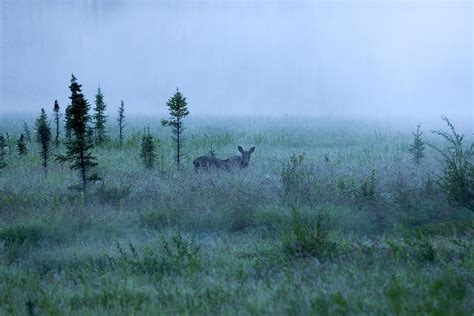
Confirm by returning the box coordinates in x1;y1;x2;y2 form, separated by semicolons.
0;115;472;314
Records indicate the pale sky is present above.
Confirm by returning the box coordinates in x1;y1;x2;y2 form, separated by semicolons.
0;0;472;120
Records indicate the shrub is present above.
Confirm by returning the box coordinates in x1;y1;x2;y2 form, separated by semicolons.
0;225;44;248
281;153;309;205
283;207;335;258
0;134;7;169
95;182;131;205
386;230;436;263
139;209;173;229
384;272;470;315
115;232;200;276
430;116;474;210
0;223;59;263
358;169;376;201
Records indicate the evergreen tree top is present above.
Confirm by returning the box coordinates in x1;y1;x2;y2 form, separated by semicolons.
162;88;189;128
35;108;51;144
69;74;84;99
166;88;189;118
68;75;91;138
53;100;60;112
118;101;125;120
95;88;106;106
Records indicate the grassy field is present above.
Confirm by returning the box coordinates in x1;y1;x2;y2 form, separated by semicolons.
0;115;472;315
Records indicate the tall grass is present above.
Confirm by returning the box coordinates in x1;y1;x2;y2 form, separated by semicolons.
0;115;472;314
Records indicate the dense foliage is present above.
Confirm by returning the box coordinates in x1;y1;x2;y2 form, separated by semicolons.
139;127;156;169
16;133;28;156
408;123;425;164
431;116;474;210
35;108;51;169
56;75;99;190
93;87;108;146
161;88;189;170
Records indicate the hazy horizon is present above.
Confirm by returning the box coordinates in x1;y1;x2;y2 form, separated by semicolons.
0;0;472;120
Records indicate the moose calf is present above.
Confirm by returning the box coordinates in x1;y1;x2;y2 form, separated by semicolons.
193;146;255;172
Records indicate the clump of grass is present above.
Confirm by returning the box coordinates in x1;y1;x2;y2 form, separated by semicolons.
384;272;470;315
0;225;45;248
357;169;376;201
283;207;336;259
94;182;131;205
139;209;173;229
114;232;201;277
386;230;436;263
0;223;62;263
281;153;314;206
311;292;351;315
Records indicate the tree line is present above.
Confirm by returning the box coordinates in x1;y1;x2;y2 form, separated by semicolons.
0;74;189;192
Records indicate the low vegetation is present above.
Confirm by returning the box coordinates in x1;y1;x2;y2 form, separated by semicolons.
0;113;472;314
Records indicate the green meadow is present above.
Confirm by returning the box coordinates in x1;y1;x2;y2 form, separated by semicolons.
0;115;472;315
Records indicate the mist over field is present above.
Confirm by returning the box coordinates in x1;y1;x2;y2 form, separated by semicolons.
0;1;473;314
0;0;472;120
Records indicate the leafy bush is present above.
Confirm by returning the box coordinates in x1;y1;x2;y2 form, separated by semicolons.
431;116;474;210
358;169;376;201
0;223;62;263
0;225;45;248
386;230;435;263
311;292;351;315
281;153;320;206
283;207;335;258
384;272;470;315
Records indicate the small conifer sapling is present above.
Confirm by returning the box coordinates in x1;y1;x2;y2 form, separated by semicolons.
22;121;32;143
408;123;425;164
56;75;99;191
140;127;156;169
117;100;126;145
17;133;28;156
36;108;52;169
93;87;108;146
5;133;12;155
161;88;189;171
0;134;7;169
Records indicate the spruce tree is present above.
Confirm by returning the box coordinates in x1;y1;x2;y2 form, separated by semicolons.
53;99;61;146
22;121;31;143
17;133;28;156
408;123;425;164
5;133;12;155
64;103;72;140
140;127;156;169
161;88;189;170
93;87;108;146
0;134;7;169
56;75;99;191
35;108;52;169
117;100;126;145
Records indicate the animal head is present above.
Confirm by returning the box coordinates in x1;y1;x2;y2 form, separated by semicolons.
237;145;256;167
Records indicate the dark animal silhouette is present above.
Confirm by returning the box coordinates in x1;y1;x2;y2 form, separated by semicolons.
193;146;255;172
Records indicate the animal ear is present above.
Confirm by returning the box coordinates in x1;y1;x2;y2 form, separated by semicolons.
249;147;255;153
238;145;244;153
